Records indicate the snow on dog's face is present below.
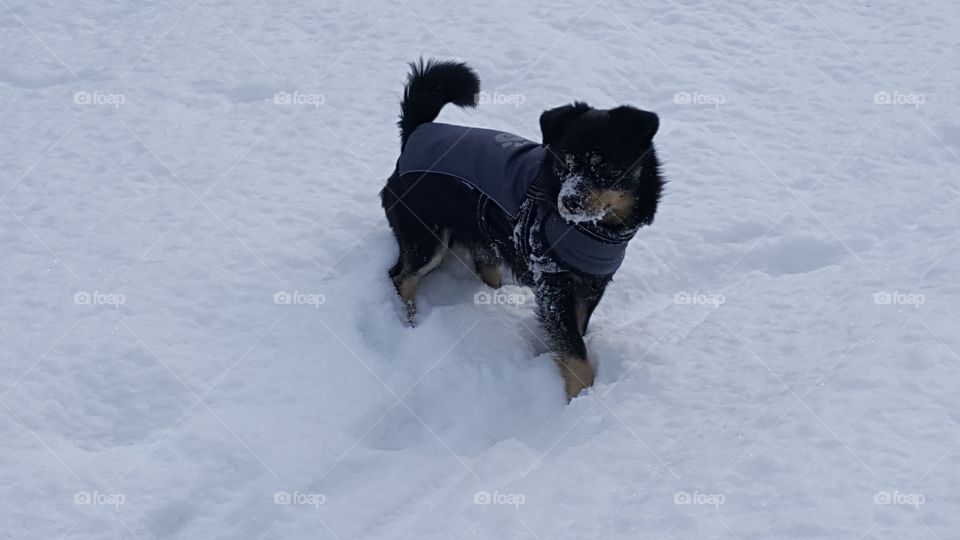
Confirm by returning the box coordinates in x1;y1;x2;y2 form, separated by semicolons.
540;103;663;233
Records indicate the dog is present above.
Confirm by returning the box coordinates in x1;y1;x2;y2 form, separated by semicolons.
381;59;664;400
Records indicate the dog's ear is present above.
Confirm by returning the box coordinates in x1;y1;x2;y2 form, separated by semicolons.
610;106;659;140
540;102;590;147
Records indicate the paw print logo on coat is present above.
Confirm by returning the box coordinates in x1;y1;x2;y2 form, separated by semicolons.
495;132;531;148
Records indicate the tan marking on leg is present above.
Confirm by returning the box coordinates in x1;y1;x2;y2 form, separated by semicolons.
419;229;451;276
477;264;502;289
394;274;419;320
575;301;590;335
555;354;595;401
395;275;418;304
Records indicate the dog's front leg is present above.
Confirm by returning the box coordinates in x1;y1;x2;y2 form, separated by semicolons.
536;275;595;400
471;243;502;289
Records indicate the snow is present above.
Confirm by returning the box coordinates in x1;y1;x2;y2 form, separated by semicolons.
1;0;959;538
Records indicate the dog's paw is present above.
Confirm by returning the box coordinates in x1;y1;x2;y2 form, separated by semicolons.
556;355;595;401
392;296;418;327
403;301;419;327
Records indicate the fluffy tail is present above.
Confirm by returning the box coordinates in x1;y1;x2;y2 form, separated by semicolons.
398;58;480;149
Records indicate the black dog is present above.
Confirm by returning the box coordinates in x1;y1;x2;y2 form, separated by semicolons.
381;59;664;400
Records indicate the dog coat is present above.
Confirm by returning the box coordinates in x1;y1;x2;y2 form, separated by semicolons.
397;122;631;276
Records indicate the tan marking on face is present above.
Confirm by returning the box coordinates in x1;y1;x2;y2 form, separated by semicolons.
584;189;636;225
555;353;595;401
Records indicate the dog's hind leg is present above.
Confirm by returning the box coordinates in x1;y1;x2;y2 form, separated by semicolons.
382;177;451;324
391;228;450;324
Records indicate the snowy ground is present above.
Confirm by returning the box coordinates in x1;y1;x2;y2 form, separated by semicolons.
2;0;959;538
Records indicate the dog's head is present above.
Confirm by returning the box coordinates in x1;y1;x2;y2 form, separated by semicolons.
540;102;663;234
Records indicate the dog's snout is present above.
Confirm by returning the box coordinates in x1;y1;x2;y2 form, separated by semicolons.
561;195;583;212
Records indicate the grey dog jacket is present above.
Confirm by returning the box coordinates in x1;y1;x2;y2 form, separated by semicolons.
397;122;631;276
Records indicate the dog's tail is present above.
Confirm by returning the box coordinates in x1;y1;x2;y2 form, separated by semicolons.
398;58;480;149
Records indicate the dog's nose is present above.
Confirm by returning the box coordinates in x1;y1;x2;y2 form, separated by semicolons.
562;195;583;212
